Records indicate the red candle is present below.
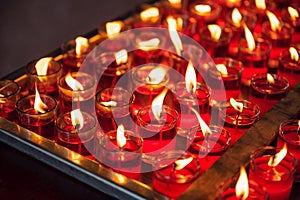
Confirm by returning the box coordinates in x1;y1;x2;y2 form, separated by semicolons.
152;150;201;199
26;57;62;98
277;119;300;181
56;109;96;158
163;14;198;37
95;87;134;133
281;6;300;42
95;124;143;179
249;146;297;200
0;80;20;122
58;72;97;114
249;73;289;117
133;6;161;28
16;89;57;140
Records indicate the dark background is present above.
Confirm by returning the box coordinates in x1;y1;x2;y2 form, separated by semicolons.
0;0;150;77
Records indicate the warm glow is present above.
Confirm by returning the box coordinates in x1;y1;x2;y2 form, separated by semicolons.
289;47;299;61
298;120;300;129
267;73;275;85
232;8;242;27
208;24;222;41
151;88;168;121
106;21;122;38
190;107;212;137
34;85;48;113
235;166;249;200
266;10;281;32
138;38;160;51
216;64;228;75
146;66;167;84
255;0;266;10
35;57;52;76
288;6;299;21
168;0;181;5
75;36;89;56
243;24;256;51
140;7;159;21
268;143;287;167
117;124;126;148
101;101;117;107
65;73;84;91
114;49;128;65
194;4;211;15
174;157;193;170
71;109;84;130
230;98;243;113
167;16;183;56
185;61;197;94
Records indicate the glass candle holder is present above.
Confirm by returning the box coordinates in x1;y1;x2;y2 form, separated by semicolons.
277;119;300;181
95;87;135;133
221;99;260;144
26;59;62;98
95;129;143;179
16;94;57;140
199;25;233;58
278;48;300;89
136;105;178;162
58;72;97;114
218;177;269;200
0;80;20;122
56;111;96;158
187;125;231;174
249;146;297;200
281;6;300;33
244;0;276;25
209;57;244;100
152;150;201;199
238;38;271;86
133;6;162;28
162;14;198;37
250;73;289;117
174;82;211;138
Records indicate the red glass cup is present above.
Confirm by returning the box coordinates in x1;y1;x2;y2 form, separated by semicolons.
95;87;134;133
95;129;143;179
162;14;198;37
152;150;201;199
0;80;20;122
250;73;289;117
278;48;300;89
56;111;96;158
244;0;276;25
132;6;162;28
277;119;300;181
249;146;297;200
16;94;57;140
281;6;300;42
58;72;97;114
26;59;62;98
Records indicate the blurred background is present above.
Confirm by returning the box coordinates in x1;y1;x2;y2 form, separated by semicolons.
0;0;150;77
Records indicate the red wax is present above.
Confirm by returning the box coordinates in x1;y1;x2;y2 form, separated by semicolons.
60;97;95;114
132;49;168;67
0;106;17;122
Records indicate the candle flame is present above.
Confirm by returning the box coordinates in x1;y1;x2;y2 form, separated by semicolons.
71;109;84;130
195;4;211;15
168;0;181;5
268;143;287;167
174;157;193;170
190;107;212;137
235;166;249;200
266;10;281;32
216;64;228;75
255;0;266;10
232;8;242;27
35;57;52;76
185;61;197;94
117;124;127;148
298;120;300;129
101;101;117;107
65;73;84;91
289;47;299;61
106;21;122;38
146;66;167;84
288;6;299;21
151;88;168;121
75;36;89;56
114;49;128;65
230;98;243;112
138;38;160;51
243;24;256;51
34;84;48;113
140;7;159;21
267;73;275;84
208;24;222;41
167;17;183;56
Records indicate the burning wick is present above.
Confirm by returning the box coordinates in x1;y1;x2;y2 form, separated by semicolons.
230;98;243;129
71;109;84;131
172;157;193;174
297;120;300;135
267;143;287;181
266;73;274;88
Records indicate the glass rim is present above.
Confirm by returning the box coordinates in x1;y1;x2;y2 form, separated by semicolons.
0;80;20;98
250;73;289;94
279;119;300;146
26;59;62;77
58;71;97;92
189;0;222;17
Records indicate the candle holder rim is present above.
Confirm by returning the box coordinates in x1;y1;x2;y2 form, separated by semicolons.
222;99;260;118
61;38;95;56
26;59;62;77
261;21;294;39
278;119;300;145
238;37;272;54
58;71;97;92
174;81;211;99
132;65;170;86
199;25;233;44
225;8;257;29
279;48;300;66
0;80;20;98
189;0;222;18
210;57;244;78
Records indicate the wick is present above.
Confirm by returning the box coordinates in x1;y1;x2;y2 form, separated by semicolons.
75;123;81;131
297;127;300;135
235;111;240;131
